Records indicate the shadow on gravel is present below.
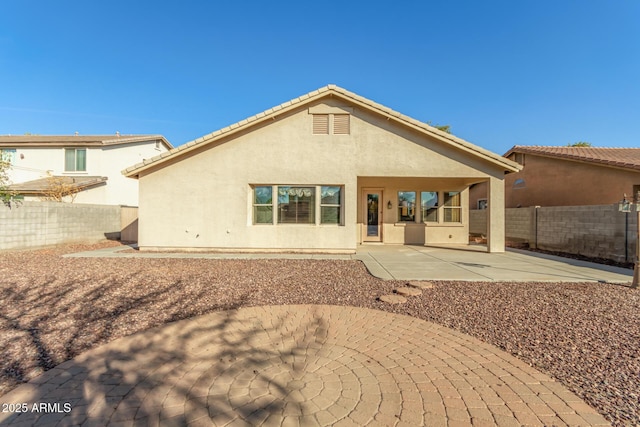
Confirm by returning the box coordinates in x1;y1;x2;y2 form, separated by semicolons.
0;269;251;392
0;305;331;425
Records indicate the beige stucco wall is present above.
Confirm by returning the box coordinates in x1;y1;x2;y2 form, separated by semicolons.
136;98;507;252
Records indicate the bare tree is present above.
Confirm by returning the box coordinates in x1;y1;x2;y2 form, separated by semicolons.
40;173;80;203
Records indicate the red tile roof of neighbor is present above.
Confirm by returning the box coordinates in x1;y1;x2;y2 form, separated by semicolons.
504;146;640;172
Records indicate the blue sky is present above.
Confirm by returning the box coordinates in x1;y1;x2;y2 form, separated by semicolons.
1;1;638;154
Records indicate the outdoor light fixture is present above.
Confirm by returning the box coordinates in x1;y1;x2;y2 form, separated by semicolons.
619;194;639;289
387;200;392;209
619;195;632;213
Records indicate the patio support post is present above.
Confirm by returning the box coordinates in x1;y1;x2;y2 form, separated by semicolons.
487;176;506;253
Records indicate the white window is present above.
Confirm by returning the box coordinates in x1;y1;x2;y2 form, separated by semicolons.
0;148;17;164
253;185;343;225
64;148;87;172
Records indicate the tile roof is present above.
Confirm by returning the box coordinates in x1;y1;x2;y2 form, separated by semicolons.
123;85;521;177
0;135;173;149
505;146;640;172
8;176;108;194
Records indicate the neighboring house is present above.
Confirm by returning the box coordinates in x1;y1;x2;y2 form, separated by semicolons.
123;85;520;253
470;146;640;209
0;134;172;205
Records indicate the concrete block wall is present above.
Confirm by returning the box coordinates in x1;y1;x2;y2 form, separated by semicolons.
469;209;487;235
0;201;122;251
505;207;534;242
470;204;638;263
536;205;636;263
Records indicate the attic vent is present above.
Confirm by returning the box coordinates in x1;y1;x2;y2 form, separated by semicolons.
333;114;350;135
312;114;329;134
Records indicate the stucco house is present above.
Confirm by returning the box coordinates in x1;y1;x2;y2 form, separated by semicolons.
123;85;520;253
469;146;640;209
0;134;172;205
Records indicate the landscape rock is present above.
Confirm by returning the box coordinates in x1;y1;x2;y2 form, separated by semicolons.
378;294;407;304
394;287;422;297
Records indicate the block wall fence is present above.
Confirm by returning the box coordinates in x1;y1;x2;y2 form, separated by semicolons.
0;201;127;251
470;205;638;263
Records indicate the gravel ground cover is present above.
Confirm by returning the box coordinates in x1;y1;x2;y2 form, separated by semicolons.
1;242;639;426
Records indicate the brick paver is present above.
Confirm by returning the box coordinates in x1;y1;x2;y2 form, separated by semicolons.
0;305;610;426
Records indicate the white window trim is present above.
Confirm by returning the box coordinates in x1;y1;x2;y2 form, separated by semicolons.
64;147;87;173
0;148;17;164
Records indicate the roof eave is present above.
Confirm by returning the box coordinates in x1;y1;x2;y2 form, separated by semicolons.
505;146;640;173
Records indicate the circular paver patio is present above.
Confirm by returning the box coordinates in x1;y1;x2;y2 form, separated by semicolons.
0;305;609;426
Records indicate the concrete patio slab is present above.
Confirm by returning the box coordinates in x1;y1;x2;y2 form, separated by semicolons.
354;245;632;283
64;243;633;283
0;305;609;426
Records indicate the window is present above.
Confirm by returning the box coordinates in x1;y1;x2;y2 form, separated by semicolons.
0;148;17;164
278;186;315;224
320;186;341;224
421;191;438;222
398;191;416;222
253;186;273;224
444;191;461;222
312;114;329;134
477;199;488;210
253;185;343;225
65;148;87;172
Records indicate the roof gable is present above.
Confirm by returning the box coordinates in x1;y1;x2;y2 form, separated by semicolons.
505;146;640;172
123;85;520;178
